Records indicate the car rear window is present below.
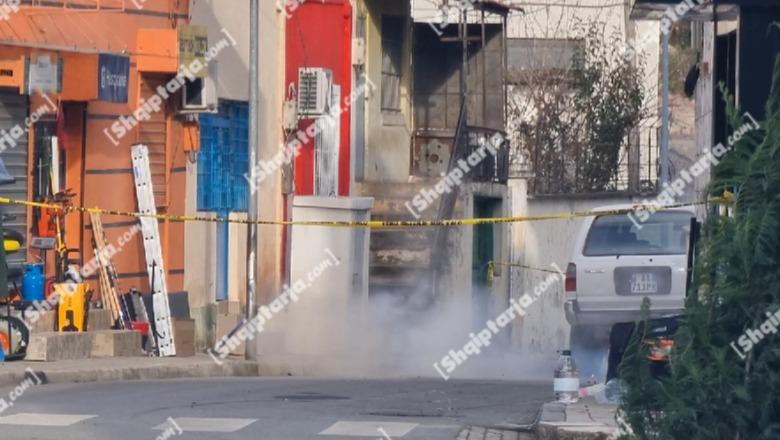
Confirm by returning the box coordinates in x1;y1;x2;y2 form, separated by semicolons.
583;211;692;256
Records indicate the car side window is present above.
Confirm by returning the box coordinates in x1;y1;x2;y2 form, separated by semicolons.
583;212;692;256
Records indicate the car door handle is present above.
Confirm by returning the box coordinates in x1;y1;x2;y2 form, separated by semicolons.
584;269;606;273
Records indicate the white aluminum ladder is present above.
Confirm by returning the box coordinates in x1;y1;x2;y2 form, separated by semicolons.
131;144;176;357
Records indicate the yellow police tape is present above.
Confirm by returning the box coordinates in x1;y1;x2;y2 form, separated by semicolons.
486;261;564;286
0;196;727;229
489;261;563;275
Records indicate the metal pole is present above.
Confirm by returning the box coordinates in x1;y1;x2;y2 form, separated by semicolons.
660;30;670;186
461;7;468;108
216;214;229;301
481;9;486;121
246;0;259;360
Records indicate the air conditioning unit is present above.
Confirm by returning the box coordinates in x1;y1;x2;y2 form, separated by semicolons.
298;67;332;116
180;62;218;113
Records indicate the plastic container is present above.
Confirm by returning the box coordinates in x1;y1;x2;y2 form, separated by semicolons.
579;379;624;404
554;349;580;404
21;263;45;302
131;321;149;336
131;321;151;353
44;277;56;300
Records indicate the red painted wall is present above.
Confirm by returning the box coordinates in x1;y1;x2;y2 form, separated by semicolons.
285;0;352;196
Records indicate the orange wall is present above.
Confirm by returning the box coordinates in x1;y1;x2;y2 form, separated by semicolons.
1;1;190;297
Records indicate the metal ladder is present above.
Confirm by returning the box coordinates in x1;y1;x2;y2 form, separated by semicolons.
131;144;176;357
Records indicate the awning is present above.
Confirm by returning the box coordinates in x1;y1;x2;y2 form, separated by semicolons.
0;6;130;55
0;6;175;100
630;1;739;21
473;1;524;15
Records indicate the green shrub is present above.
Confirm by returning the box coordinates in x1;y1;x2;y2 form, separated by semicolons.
617;55;780;440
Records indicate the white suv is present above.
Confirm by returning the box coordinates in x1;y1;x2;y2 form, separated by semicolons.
564;206;695;327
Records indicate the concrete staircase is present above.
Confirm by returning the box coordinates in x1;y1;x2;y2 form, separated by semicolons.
357;181;463;306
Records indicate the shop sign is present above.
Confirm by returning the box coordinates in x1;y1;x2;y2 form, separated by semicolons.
98;54;130;102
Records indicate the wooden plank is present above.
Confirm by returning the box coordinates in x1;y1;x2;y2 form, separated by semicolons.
89;213;125;327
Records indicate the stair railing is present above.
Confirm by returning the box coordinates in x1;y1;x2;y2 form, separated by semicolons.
430;102;469;298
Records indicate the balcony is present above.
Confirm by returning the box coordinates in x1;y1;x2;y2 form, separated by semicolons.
522;123;661;197
466;126;510;184
411;126;510;185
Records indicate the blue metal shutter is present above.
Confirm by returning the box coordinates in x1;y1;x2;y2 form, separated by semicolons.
197;100;248;213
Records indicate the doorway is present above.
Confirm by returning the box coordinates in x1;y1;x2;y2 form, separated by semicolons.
472;197;499;326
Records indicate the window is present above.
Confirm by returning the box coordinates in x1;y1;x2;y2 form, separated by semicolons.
583;211;692;256
197;100;249;213
381;15;404;112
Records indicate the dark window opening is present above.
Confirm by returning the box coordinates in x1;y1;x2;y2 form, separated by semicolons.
381;15;404;112
583;211;692;257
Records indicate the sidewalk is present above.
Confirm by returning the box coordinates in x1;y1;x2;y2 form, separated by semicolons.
0;355;259;388
536;400;619;440
457;426;535;440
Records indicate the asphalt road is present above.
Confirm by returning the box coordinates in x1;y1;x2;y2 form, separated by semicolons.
0;377;549;440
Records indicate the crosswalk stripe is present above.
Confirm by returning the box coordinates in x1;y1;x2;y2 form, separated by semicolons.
153;417;257;433
319;421;419;437
0;413;97;427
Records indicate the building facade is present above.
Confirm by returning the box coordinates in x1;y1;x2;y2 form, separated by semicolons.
0;0;193;306
186;0;286;350
417;0;665;361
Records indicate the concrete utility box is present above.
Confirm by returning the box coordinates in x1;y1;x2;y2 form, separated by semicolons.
172;319;196;357
90;330;142;358
27;332;92;361
285;196;373;357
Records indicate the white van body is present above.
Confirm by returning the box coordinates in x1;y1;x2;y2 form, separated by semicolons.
564;205;695;326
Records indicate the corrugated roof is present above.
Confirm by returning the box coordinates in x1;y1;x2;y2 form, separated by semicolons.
474;0;524;15
0;6;142;54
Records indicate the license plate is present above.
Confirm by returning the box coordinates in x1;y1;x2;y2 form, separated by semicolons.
630;273;658;294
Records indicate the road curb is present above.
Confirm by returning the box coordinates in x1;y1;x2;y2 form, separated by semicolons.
458;425;535;440
0;358;260;388
535;402;617;440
